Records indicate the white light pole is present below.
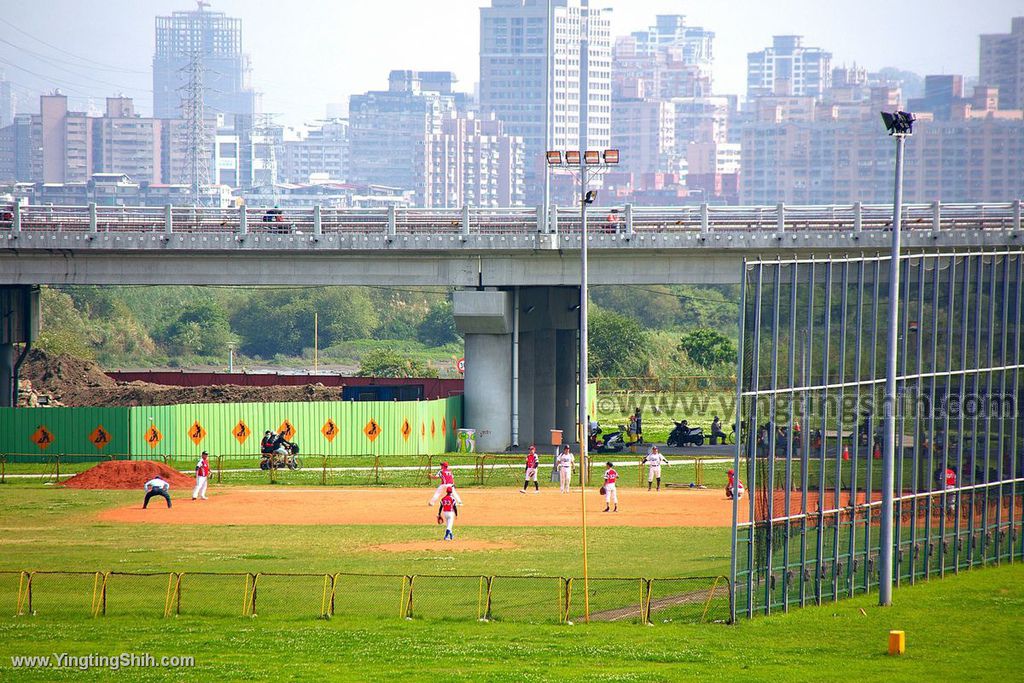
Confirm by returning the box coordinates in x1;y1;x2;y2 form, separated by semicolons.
878;110;914;607
545;148;619;623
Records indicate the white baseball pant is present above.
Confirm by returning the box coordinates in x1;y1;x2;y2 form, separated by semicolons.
559;467;572;493
430;485;463;505
605;483;618;504
647;465;662;482
192;476;208;500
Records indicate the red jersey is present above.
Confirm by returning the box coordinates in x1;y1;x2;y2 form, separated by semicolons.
526;453;538;469
438;469;454;486
728;471;736;486
604;468;618;485
196;460;210;477
945;468;956;487
440;495;456;512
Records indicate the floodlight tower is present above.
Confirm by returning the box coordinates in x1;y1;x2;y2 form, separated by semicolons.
878;110;914;607
545;147;619;623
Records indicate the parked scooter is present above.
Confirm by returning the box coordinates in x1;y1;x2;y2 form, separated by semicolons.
667;420;704;447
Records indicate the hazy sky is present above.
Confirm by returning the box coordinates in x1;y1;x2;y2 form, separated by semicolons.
1;0;1019;125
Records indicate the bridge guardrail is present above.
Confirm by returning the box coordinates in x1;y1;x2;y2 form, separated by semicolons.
2;200;1020;238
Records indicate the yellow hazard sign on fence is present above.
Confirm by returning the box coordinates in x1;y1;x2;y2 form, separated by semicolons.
321;418;339;443
145;424;163;449
400;418;411;441
233;420;251;445
31;425;54;451
278;419;296;441
89;425;111;450
188;420;207;446
363;418;381;443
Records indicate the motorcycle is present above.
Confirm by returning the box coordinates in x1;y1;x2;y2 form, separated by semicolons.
667;421;704;447
594;427;626;454
260;441;302;470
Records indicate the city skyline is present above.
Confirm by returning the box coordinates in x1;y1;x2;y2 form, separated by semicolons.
0;0;1018;126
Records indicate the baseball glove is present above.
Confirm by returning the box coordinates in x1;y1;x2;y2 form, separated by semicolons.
436;514;443;525
599;486;607;495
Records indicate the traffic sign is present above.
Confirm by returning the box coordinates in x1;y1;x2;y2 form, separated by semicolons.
457;357;465;374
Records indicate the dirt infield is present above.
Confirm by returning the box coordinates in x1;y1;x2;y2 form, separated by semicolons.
98;487;745;528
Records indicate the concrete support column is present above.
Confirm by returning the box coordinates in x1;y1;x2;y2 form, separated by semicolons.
518;331;536;447
555;328;578;444
0;343;13;408
462;333;512;452
454;289;513;453
533;327;557;442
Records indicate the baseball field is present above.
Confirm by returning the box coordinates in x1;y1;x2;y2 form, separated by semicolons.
1;462;1022;682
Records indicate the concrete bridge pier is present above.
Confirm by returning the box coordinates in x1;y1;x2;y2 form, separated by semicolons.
1;286;40;407
455;286;580;453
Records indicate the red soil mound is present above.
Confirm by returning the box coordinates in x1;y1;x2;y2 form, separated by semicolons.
62;460;194;490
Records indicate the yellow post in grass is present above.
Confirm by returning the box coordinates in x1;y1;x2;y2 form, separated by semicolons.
888;630;906;655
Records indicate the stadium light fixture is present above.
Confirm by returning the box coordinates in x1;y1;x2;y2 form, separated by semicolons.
546;151;562;165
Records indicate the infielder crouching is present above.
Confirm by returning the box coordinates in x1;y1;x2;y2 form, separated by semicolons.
644;445;669;491
428;461;463;506
143;476;171;509
437;487;458;541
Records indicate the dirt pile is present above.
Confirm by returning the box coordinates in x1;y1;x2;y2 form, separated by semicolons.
22;349;345;407
62;460;195;490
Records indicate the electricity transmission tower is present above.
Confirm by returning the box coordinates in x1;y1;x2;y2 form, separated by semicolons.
179;49;212;206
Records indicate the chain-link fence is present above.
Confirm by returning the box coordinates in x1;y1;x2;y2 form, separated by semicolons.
1;570;728;624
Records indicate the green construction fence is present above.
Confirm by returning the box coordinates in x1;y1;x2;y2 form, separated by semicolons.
0;396;463;459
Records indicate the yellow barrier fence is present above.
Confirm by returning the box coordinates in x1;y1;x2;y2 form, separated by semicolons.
2;570;730;624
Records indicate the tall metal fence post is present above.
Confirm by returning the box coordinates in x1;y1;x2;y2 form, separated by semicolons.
313;204;322;236
239;205;248;236
88;202;97;233
1013;199;1021;233
700;203;710;234
461;205;471;239
624;203;634;238
853;201;862;235
932;200;941;232
550;204;558;236
164;205;173;234
776;202;786;234
387;205;397;241
536;204;546;233
11;202;20;235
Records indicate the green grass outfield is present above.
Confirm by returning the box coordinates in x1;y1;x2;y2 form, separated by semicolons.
1;485;1022;681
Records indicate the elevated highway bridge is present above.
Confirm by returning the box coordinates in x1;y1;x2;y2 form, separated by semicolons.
2;200;1021;449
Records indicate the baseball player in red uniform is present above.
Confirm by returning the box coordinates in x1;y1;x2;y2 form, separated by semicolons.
726;468;744;500
437;487;458;540
429;461;463;506
944;466;957;517
521;445;540;493
192;451;210;501
603;461;619;512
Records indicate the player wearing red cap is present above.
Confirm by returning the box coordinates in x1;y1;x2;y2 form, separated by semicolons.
521;445;540;494
428;461;463;506
602;462;619;512
436;487;458;540
726;468;744;500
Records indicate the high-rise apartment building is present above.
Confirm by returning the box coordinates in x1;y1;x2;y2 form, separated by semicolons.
153;5;257;122
348;71;456;204
980;17;1024;110
747;35;832;100
38;93;92;184
421;112;524;207
92;97;163;184
611;94;680;177
0;77;14;128
279;120;349;184
613;15;714;99
479;0;611;202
